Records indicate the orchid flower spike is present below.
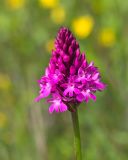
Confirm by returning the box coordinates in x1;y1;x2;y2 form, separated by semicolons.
35;27;106;113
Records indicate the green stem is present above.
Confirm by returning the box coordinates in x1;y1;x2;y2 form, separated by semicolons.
71;107;82;160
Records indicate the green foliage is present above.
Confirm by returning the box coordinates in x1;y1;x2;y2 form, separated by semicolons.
0;0;128;159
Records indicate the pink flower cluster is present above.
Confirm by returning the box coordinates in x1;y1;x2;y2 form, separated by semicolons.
35;27;106;113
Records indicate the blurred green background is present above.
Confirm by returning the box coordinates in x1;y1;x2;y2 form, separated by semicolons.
0;0;128;159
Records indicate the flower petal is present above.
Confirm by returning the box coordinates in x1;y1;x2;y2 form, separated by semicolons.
34;94;44;102
74;88;80;94
92;73;99;80
90;93;96;101
49;104;55;113
76;94;85;102
63;88;69;96
60;103;68;112
96;81;106;90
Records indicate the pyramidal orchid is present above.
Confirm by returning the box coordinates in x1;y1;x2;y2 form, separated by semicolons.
35;27;106;160
35;27;106;113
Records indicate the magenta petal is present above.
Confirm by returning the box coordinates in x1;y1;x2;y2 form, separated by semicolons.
34;94;45;102
41;88;51;97
63;55;70;62
70;66;76;75
63;89;69;96
85;95;89;103
55;106;59;112
90;93;96;101
78;67;84;76
64;86;74;97
45;67;50;76
34;96;40;102
69;91;73;97
40;83;51;97
60;103;68;112
76;94;84;102
49;104;55;113
88;61;94;67
96;82;106;90
74;88;80;94
92;73;99;80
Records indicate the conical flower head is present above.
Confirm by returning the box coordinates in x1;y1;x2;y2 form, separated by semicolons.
35;27;106;113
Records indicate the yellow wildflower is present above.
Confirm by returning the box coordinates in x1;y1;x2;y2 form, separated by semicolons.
45;39;55;53
0;73;11;90
39;0;58;9
99;28;116;47
50;6;66;24
0;112;7;128
6;0;25;10
72;15;94;39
